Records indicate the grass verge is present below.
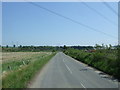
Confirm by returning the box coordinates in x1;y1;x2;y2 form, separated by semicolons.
2;52;56;88
64;48;120;79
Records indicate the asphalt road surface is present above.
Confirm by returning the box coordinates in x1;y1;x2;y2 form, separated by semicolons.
29;52;119;88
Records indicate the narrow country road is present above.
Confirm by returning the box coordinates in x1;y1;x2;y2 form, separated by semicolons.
29;52;118;88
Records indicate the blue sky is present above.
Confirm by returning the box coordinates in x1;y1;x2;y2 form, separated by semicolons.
2;2;118;46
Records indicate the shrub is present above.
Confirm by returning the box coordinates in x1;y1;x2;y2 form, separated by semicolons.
64;48;119;79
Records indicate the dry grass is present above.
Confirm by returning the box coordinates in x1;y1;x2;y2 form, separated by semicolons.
1;52;52;78
2;52;56;88
2;52;52;63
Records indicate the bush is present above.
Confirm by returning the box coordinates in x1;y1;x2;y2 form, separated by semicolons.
64;48;119;79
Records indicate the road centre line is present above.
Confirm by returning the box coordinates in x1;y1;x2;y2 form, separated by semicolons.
80;83;86;89
64;63;72;74
63;57;85;88
63;59;65;62
81;83;86;88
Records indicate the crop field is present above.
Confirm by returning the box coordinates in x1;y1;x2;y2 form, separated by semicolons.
2;52;52;62
2;52;52;73
2;52;55;88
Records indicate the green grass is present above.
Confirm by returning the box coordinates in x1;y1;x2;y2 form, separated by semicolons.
2;52;56;88
2;52;51;72
2;60;32;73
64;48;119;79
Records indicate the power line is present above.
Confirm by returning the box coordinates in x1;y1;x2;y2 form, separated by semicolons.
26;1;117;39
102;1;120;23
101;0;118;16
80;2;117;26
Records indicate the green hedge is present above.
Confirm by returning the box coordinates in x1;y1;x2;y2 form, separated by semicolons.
64;48;119;79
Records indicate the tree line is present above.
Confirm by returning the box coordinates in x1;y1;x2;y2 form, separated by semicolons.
1;44;119;52
1;45;93;52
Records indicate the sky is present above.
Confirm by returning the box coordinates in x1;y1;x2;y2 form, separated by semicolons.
2;2;118;46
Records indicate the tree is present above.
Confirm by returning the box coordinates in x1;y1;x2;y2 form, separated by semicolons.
94;44;102;50
108;44;112;50
6;45;9;48
105;45;109;49
52;49;55;52
19;45;22;48
13;45;16;48
63;45;67;50
102;43;105;49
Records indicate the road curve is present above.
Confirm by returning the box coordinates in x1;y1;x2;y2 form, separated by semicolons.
29;52;118;88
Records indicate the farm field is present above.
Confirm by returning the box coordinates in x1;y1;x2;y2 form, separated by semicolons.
2;52;56;88
2;52;52;62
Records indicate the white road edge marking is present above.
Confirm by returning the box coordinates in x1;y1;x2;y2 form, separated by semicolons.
81;83;86;89
65;63;72;74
